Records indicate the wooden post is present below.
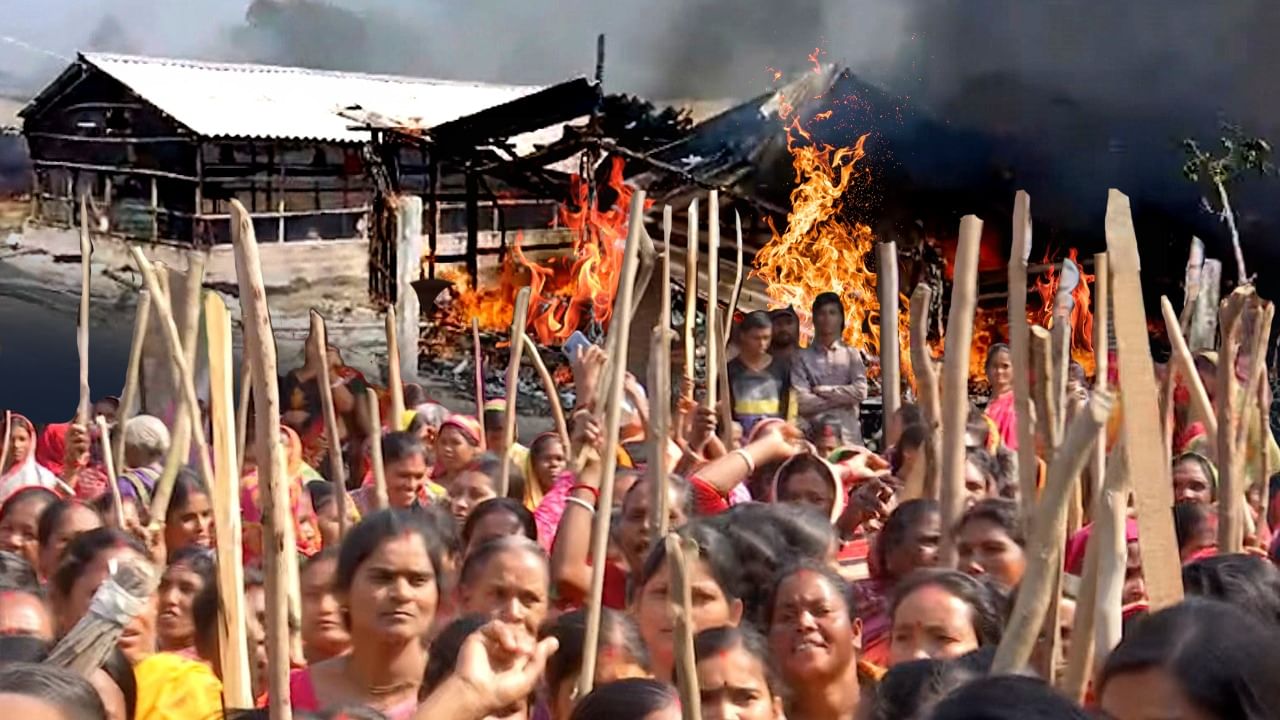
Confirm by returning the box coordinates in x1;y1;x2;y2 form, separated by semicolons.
938;216;982;565
113;292;151;468
1009;191;1038;531
1178;237;1205;333
1188;259;1223;352
386;307;406;427
1160;297;1216;437
724;210;744;342
878;241;901;428
908;284;942;500
1104;189;1182;610
705;192;720;413
499;288;532;498
681;199;699;440
578;190;646;698
205;292;252;709
227;199;293;720
395;196;423;387
472;319;487;450
992;390;1112;675
236;365;251;475
367;388;388;510
666;533;702;720
150;178;158;242
650;206;675;544
1031;327;1061;456
78;195;91;426
1089;253;1109;516
521;335;570;453
95;416;124;528
1215;289;1249;553
310;311;349;538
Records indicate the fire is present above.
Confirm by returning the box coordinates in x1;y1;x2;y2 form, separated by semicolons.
438;157;648;345
1030;247;1097;377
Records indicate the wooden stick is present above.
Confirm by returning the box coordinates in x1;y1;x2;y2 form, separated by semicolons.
650;206;675;544
1258;379;1273;542
1009;191;1039;531
629;215;658;321
878;241;901;428
1178;237;1205;334
666;533;702;720
705;191;720;412
472;318;487;451
724;210;744;342
205;292;252;709
1188;259;1222;352
938;215;982;565
521;334;570;453
386;307;406;428
366;388;388;510
95;416;124;528
1160;296;1217;436
1235;300;1273;452
680;199;699;442
310;311;349;539
1031;327;1061;455
1104;189;1183;610
113;291;151;468
78;195;91;425
227;199;292;720
236;365;251;475
499;287;532;498
0;411;11;484
1089;253;1109;522
716;314;734;450
578;189;646;698
992;389;1113;675
908;283;941;500
1216;288;1250;553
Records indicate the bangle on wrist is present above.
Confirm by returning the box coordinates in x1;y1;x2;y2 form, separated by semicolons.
732;448;756;474
571;484;601;503
566;496;596;515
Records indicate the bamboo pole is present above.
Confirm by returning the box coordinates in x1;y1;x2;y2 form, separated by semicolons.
1216;288;1249;554
666;533;702;720
716;315;734;450
908;284;941;500
1031;327;1061;457
1093;442;1129;666
472;318;487;451
938;216;982;565
386;307;405;428
1089;253;1109;522
499;287;532;498
878;241;901;428
205;292;252;709
150;254;205;525
1009;192;1038;531
310;311;349;538
366;388;388;511
705;191;720;413
521;334;570;452
578;190;646;698
724;210;744;342
679;200;699;442
95;416;124;528
1104;189;1183;610
113;291;151;468
78;195;91;426
650;206;675;544
992;389;1112;675
1160;297;1217;436
1258;380;1273;542
1236;301;1273;453
227;199;292;720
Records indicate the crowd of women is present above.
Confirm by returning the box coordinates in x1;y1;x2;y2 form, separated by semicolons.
1;292;1279;720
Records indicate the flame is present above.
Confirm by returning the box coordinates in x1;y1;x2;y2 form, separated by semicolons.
808;47;825;73
1029;247;1097;377
438;157;649;344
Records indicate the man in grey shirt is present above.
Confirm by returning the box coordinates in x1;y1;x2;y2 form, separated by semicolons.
791;292;868;445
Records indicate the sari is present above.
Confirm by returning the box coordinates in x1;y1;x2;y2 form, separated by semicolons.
984;390;1019;450
241;426;324;566
34;421;106;500
133;652;224;720
0;414;65;504
283;361;373;470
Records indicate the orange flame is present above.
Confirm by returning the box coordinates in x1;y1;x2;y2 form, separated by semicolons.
1030;247;1097;377
439;157;649;345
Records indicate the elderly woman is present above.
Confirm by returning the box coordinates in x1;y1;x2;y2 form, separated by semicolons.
114;415;170;506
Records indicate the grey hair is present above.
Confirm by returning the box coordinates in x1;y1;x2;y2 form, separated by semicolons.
124;415;170;461
413;403;450;430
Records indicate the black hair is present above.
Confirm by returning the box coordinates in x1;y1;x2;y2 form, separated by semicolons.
421;614;489;698
164;545;218;599
811;292;845;324
875;498;941;577
868;657;981;720
569;678;678;720
0;663;107;719
51;527;147;600
193;567;265;658
774;453;833;501
36;498;101;549
335;508;443;595
889;570;1008;649
805;415;844;443
1100;599;1280;720
167;466;210;523
983;343;1011;375
530;433;565;461
0;550;40;594
694;625;782;697
765;560;853;627
1173;452;1218;500
100;646;137;720
637;521;743;603
964;447;1000;489
0;635;50;664
897;423;928;453
457;535;547;588
955;498;1024;546
540;608;649;698
415;503;462;566
621;472;692;518
740;309;773;333
405;412;432;437
381;432;427;465
91;491;150;529
302;546;341;575
929;675;1089;720
0;487;58;521
403;383;429;408
460;453;526;502
460;497;537;547
895;403;924;427
1182;554;1280;629
306;480;337;512
1172;501;1215;555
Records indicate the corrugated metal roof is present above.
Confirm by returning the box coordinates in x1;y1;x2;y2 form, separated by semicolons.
78;53;555;143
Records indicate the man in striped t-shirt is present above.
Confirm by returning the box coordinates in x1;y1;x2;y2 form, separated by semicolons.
727;310;792;436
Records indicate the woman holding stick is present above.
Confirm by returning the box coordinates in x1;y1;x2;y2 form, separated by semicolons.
855;499;941;667
155;545;216;655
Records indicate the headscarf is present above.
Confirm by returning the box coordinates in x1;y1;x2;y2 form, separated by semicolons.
770;452;846;522
523;432;562;509
1173;451;1219;490
35;422;70;476
0;414;65;504
439;414;483;448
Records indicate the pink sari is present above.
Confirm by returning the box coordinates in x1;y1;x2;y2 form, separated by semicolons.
985;390;1019;450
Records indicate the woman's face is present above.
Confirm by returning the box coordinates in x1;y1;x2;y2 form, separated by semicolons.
633;557;742;678
962;461;993;509
450;471;498;526
0;496;51;568
1124;541;1146;605
697;641;783;720
301;555;350;662
889;584;980;665
986;349;1013;395
768;570;859;687
436;427;478;475
1172;459;1214;505
164;491;214;554
59;546;156;663
883;510;942;581
39;505;104;580
459;548;549;634
777;468;834;517
617;482;688;572
157;560;207;651
532;439;567;490
342;532;438;644
465;510;526;556
956;519;1026;590
1100;667;1217;720
314;499;341;551
4;424;31;472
